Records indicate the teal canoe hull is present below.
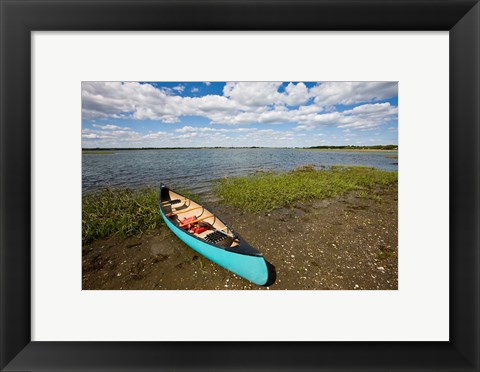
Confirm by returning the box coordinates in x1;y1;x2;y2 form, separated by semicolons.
160;210;269;286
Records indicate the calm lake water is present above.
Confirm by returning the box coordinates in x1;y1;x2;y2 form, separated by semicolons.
82;148;398;196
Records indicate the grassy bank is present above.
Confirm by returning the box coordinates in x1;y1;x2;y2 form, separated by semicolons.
215;165;398;212
82;166;397;245
82;187;162;245
82;187;200;246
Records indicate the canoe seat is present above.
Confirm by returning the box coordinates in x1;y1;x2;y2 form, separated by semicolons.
162;198;185;205
205;230;234;247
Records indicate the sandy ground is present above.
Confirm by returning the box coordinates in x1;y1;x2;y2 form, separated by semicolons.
82;185;398;290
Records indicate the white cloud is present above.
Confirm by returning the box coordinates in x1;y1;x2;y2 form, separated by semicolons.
175;126;215;133
222;82;312;108
82;127;141;142
343;102;395;115
172;85;185;93
142;131;169;139
82;133;101;139
283;82;310;106
92;124;131;130
289;102;397;130
82;82;170;120
83;124;309;148
191;87;199;93
310;82;397;106
82;82;397;130
338;102;398;129
223;82;283;107
294;124;316;131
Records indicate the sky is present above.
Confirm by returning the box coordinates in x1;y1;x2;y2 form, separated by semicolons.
81;81;398;148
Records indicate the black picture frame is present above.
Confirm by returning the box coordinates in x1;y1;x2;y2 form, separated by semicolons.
1;0;479;371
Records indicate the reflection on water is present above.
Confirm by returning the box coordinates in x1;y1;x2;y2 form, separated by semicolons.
82;148;398;196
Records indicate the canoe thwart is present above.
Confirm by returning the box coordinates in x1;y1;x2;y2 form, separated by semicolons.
161;198;187;205
166;205;203;217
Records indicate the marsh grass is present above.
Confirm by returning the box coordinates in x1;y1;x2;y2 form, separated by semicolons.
82;187;162;245
355;190;383;202
215;165;398;212
82;166;397;245
82;186;202;245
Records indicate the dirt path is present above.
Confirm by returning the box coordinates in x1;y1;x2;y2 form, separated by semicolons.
82;186;398;290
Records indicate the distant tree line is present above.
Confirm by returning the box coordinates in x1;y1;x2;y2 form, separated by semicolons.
307;145;398;150
82;146;262;151
82;145;398;151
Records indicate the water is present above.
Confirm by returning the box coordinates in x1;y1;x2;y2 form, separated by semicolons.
82;148;398;196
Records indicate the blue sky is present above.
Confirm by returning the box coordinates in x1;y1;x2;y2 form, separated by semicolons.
82;82;398;148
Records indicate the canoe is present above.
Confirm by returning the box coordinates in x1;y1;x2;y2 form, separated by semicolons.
159;184;269;285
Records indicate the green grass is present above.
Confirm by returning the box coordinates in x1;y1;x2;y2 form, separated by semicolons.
82;187;162;245
82;166;397;244
355;190;383;202
377;251;396;260
215;165;398;212
82;186;202;245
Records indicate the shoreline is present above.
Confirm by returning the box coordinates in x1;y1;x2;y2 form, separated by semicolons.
82;147;398;153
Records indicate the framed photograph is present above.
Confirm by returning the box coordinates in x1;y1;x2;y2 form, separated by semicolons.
1;0;479;371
